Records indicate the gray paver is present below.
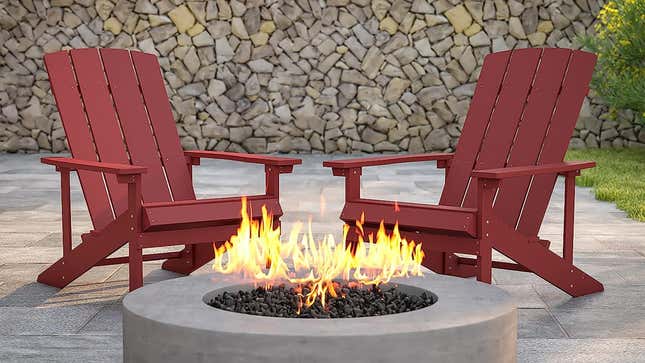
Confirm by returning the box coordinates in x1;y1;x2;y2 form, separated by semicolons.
517;309;567;339
0;153;644;361
0;335;121;363
518;338;645;363
0;305;103;335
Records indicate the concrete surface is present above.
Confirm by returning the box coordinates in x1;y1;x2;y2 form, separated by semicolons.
1;153;645;362
123;274;517;363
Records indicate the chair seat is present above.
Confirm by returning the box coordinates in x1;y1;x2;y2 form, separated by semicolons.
142;195;282;231
340;199;477;236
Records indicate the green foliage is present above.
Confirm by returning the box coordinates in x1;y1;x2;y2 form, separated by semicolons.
566;148;645;221
581;0;645;123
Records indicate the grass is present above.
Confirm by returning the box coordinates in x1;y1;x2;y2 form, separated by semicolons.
565;148;645;222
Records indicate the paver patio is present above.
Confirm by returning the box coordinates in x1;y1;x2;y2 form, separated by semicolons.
1;153;644;362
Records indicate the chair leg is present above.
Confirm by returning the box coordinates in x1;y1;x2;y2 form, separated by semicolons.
476;240;492;283
129;241;143;291
422;252;446;274
38;216;129;288
492;216;603;296
161;244;214;275
476;178;495;284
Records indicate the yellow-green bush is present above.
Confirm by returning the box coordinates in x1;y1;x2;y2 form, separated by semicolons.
582;0;645;123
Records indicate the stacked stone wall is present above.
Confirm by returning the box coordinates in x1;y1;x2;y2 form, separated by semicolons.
1;0;643;153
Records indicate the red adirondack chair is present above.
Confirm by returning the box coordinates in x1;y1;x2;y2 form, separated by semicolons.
38;48;301;291
324;48;603;297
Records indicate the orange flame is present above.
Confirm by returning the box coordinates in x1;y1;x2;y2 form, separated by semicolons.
212;197;425;311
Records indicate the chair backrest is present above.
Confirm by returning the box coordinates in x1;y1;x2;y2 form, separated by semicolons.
439;48;596;237
45;48;195;230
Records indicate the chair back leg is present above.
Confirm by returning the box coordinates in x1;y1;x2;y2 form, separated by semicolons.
161;244;214;275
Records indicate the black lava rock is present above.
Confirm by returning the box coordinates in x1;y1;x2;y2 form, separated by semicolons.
206;283;436;319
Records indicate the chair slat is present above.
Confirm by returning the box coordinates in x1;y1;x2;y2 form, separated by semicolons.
439;51;511;207
461;48;542;208
99;48;173;203
44;51;114;229
131;51;195;201
517;51;596;236
69;49;130;216
493;48;572;229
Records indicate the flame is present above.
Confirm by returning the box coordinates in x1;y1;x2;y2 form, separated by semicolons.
212;197;425;312
394;200;400;212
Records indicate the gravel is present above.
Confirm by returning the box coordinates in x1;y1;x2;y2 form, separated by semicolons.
206;282;437;319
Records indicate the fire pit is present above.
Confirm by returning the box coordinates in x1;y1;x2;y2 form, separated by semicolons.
123;198;517;361
123;273;516;362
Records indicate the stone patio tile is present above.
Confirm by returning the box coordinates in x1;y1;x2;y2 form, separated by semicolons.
45;281;129;307
0;232;50;247
493;257;637;286
597;235;645;250
78;303;122;335
414;180;447;192
534;284;644;311
0;335;121;362
550;307;645;338
0;305;103;335
391;166;441;175
614;264;645;285
29;232;84;247
518;338;645;362
540;223;644;236
1;281;125;308
0;220;64;233
106;263;184;285
0;263;120;285
0;185;19;193
518;309;566;338
568;263;627;285
540;235;608;252
0;247;65;264
1;154;644;361
192;187;250;198
497;285;546;308
362;180;419;189
0;282;59;307
493;269;551;286
573;250;645;263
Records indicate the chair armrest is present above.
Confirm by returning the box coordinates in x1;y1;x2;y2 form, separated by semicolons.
472;161;595;179
322;153;454;172
42;157;147;175
323;153;453;201
184;151;301;172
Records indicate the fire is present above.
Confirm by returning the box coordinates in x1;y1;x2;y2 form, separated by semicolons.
212;197;425;311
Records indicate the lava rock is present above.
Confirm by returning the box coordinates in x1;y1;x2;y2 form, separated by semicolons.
206;282;437;319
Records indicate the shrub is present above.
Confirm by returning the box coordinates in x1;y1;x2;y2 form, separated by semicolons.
581;0;645;123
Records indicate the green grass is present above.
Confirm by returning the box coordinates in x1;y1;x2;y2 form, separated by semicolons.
565;148;645;222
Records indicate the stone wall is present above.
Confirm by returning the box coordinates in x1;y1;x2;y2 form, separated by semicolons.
0;0;643;153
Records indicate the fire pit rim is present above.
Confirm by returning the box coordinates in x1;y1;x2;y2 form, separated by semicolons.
123;273;516;337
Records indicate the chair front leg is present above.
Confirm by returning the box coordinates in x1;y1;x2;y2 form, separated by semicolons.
118;174;143;291
265;164;296;198
265;165;280;198
59;167;72;257
476;177;498;284
330;167;361;201
562;171;578;264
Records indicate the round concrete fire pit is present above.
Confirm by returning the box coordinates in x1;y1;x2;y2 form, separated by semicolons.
123;274;517;363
